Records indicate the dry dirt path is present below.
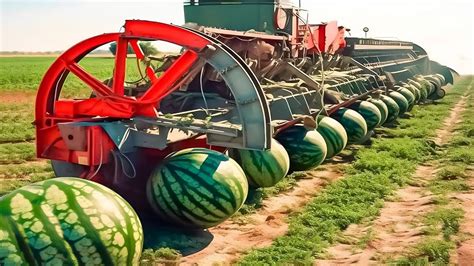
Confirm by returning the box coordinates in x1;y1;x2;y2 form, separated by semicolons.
450;175;474;266
181;163;346;265
315;94;469;265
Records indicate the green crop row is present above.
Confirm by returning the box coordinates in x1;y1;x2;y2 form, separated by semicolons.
0;162;54;195
0;57;143;93
0;142;36;164
393;82;473;265
238;76;473;264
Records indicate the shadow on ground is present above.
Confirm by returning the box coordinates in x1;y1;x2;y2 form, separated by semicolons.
140;213;214;256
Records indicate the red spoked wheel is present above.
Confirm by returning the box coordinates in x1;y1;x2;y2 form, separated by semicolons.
36;20;270;206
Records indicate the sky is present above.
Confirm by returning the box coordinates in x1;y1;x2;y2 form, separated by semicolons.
1;0;473;74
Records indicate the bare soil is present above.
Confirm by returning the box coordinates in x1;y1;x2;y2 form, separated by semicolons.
0;91;36;104
181;164;345;265
316;95;468;265
452;176;474;266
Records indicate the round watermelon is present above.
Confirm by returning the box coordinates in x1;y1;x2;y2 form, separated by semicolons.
229;139;290;188
147;148;248;228
0;178;143;265
348;100;382;131
388;91;409;115
409;80;428;102
380;95;400;124
367;97;388;125
330;107;368;144
404;84;421;103
316;116;348;159
423;79;436;96
396;87;415;111
434;73;446;85
423;75;442;89
275;125;327;171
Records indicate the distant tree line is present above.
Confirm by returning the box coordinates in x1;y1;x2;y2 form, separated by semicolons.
109;41;158;56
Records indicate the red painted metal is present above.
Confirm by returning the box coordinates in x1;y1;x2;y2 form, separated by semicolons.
66;62;113;97
35;20;213;165
139;50;198;103
112;37;128;95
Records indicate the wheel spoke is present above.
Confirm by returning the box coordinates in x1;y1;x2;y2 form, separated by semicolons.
65;61;112;97
139;50;199;103
130;39;158;83
112;37;128;95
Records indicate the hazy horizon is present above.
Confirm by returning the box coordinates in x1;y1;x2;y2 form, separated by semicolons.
1;0;473;74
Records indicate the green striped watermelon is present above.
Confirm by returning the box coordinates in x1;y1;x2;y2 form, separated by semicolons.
404;84;421;103
316;116;348;159
348;100;382;131
396;87;415;111
229;139;290;188
275;125;327;171
409;80;428;102
330;108;368;144
421;79;436;96
388;91;409;115
0;178;143;265
380;95;400;124
434;74;446;86
147;148;248;228
367;97;388;125
422;75;441;89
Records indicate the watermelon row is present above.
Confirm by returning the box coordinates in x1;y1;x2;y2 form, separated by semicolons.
145;73;449;229
147;148;249;228
0;178;143;265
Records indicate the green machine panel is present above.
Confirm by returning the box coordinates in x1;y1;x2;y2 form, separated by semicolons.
184;0;296;34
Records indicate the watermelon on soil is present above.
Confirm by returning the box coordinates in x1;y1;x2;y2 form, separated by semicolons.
367;97;388;125
275;125;327;171
229;139;290;188
147;148;248;228
348;100;382;131
380;95;400;124
316;116;348;159
0;178;143;265
330;107;368;144
396;87;415;111
388;91;409;115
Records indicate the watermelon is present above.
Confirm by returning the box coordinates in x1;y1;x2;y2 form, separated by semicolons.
147;148;248;228
404;84;421;103
0;178;143;265
348;100;382;131
330;108;368;144
426;82;436;96
396;87;415;111
422;79;436;95
229;139;290;188
388;91;409;115
409;80;428;102
316;116;348;159
275;125;327;171
423;75;442;89
380;95;400;124
367;97;388;125
434;74;446;85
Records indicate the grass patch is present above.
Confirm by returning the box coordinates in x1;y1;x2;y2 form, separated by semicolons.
423;207;464;240
0;163;54;195
436;165;467;180
394;239;454;265
0;142;36;164
140;248;182;266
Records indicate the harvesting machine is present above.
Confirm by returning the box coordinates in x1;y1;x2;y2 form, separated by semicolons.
35;0;454;228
